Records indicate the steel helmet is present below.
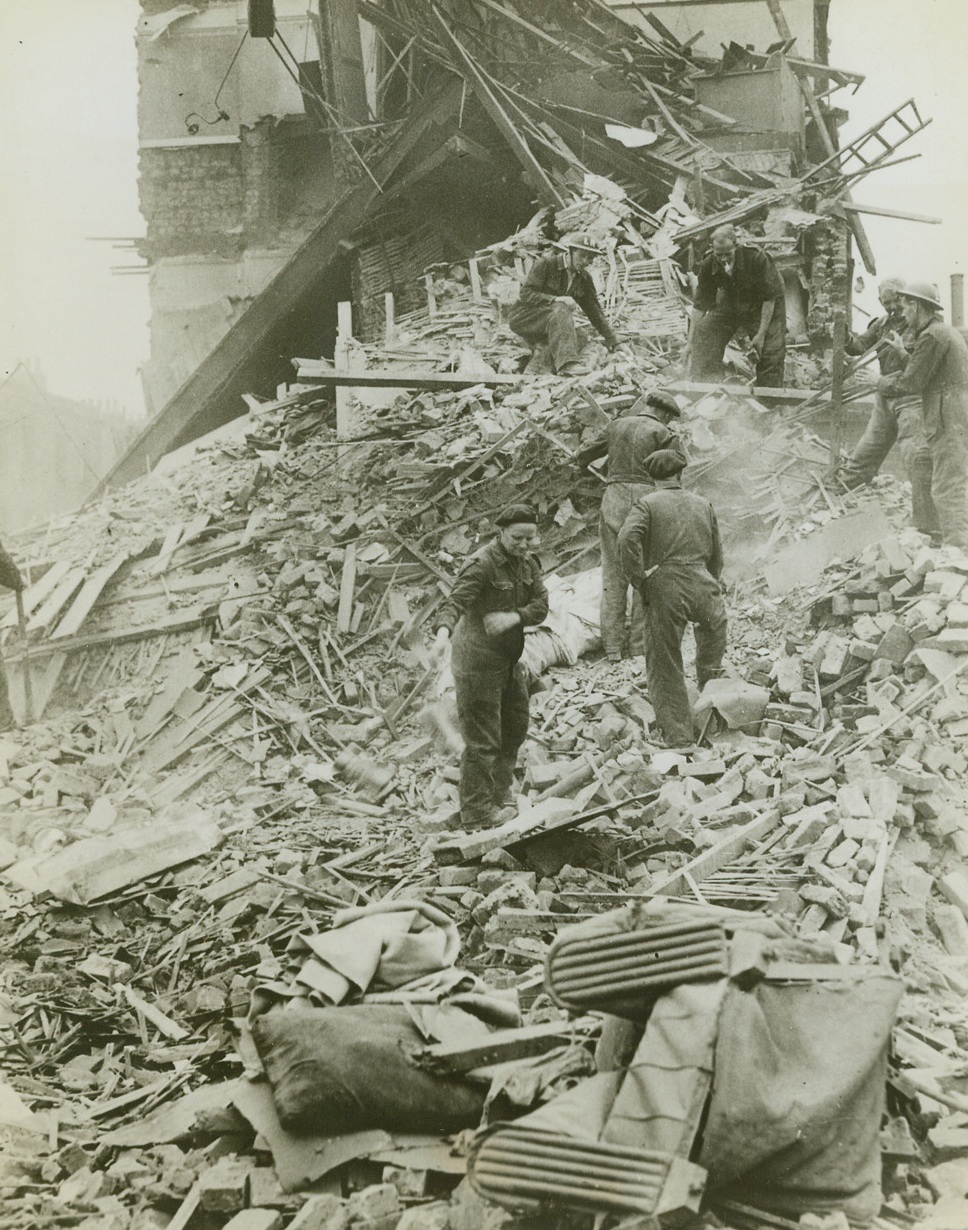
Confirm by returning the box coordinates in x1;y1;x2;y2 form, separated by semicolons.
563;231;603;255
899;281;943;311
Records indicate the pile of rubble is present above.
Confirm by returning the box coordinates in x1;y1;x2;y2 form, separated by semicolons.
1;21;967;1229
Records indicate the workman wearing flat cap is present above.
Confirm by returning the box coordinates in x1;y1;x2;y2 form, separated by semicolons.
509;233;619;376
878;281;968;551
433;505;549;830
0;538;25;732
618;452;726;746
576;389;686;662
837;277;939;539
685;224;786;387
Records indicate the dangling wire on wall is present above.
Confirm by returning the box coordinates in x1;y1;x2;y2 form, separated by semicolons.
184;30;249;134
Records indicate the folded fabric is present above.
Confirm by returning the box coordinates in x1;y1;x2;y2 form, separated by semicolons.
291;898;461;1005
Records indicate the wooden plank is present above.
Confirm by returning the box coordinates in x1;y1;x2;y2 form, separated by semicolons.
0;561;71;628
418;1016;601;1073
3;810;223;905
337;542;358;635
134;648;206;742
434;791;660;866
634;808;781;896
839;201;941;225
3;609;215;664
431;8;565;208
51;554;130;640
150;523;185;577
26;567;86;634
294;362;517;390
121;985;189;1041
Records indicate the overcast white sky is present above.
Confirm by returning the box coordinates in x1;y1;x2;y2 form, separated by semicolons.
0;0;965;419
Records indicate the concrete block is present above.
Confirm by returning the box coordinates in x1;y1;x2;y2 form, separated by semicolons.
347;1184;400;1225
247;1168;288;1209
396;1203;449;1230
931;628;968;654
934;904;968;956
223;1213;283;1230
939;870;968;922
199;1157;252;1214
289;1195;349;1230
826;838;859;868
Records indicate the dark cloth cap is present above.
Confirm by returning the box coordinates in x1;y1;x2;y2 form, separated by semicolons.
644;450;686;480
495;503;538;527
646;390;680;416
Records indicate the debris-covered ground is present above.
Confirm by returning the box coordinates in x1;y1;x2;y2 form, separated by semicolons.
2;57;967;1230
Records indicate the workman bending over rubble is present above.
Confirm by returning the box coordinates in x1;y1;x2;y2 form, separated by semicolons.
837;277;940;539
618;451;726;746
0;538;25;732
685;224;786;388
508;233;618;375
576;390;685;661
433;505;548;831
878;282;968;552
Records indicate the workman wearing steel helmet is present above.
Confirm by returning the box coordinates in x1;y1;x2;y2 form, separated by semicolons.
509;232;619;375
878;281;968;551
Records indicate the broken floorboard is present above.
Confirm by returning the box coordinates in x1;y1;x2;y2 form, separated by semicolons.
293;361;518;390
434;791;660;865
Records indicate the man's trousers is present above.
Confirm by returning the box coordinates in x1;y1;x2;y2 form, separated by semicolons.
690;304;786;387
509;300;581;373
453;658;529;826
600;483;652;657
640;563;727;746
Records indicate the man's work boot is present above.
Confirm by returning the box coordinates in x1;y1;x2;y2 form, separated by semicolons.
462;805;518;832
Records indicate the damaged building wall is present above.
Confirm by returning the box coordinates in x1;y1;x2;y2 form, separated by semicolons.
137;1;337;411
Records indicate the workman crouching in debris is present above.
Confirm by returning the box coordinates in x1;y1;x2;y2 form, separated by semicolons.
433;505;549;830
0;538;25;732
878;282;968;552
836;276;940;539
576;390;685;661
684;224;786;388
508;233;618;376
618;452;726;746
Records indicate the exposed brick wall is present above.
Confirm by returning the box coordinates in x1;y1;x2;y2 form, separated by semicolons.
138;122;333;262
138;142;244;261
805;217;851;350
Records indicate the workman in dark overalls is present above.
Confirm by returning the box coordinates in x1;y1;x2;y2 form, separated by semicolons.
433;505;549;830
618;451;727;746
685;224;786;387
878;281;968;551
0;538;25;731
509;233;618;375
577;390;685;661
836;276;939;538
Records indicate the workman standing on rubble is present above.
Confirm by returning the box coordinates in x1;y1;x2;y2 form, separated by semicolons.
618;451;726;746
685;224;786;388
508;233;619;376
432;505;549;830
878;282;968;552
836;276;940;539
575;389;685;662
0;538;25;732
